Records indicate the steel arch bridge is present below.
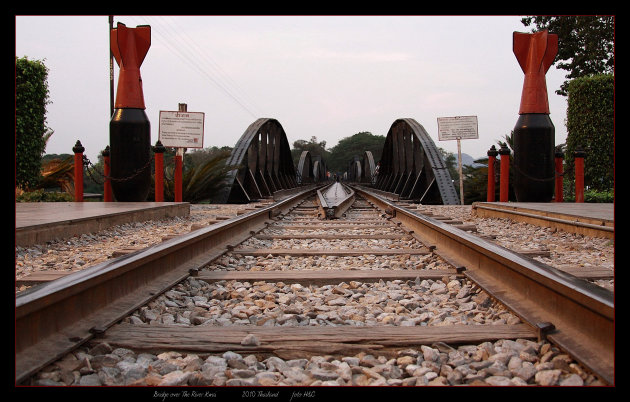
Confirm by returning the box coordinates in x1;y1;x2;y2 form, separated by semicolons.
371;118;460;205
296;151;328;184
216;118;299;203
346;151;377;185
217;117;458;205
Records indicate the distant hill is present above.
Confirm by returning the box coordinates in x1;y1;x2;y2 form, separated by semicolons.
460;153;484;167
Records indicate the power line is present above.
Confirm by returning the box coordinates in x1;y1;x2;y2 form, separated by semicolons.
154;16;264;117
118;16;261;119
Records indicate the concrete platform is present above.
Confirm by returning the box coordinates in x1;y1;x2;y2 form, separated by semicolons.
472;202;614;239
15;202;190;247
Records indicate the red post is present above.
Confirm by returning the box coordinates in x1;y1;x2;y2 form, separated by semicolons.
574;147;586;203
72;140;85;202
487;145;498;202
175;151;183;202
499;145;510;202
554;148;564;202
153;141;165;202
102;146;113;202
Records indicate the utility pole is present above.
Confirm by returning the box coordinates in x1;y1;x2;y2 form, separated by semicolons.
109;15;114;118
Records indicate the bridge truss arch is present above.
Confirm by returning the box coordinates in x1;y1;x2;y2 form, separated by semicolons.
296;151;312;184
312;155;328;182
298;151;328;184
373;118;459;205
297;151;328;184
346;151;376;184
347;156;361;182
216;118;298;203
362;151;377;184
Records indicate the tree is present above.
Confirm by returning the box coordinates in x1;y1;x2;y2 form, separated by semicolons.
186;146;233;169
438;148;458;183
520;16;614;96
462;159;492;204
16;57;54;190
291;136;331;167
326;132;385;173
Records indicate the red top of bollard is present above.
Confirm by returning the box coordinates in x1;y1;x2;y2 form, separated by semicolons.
111;22;151;109
513;30;558;114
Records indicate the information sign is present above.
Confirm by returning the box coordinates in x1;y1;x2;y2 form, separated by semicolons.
437;116;478;141
159;110;205;148
437;116;478;205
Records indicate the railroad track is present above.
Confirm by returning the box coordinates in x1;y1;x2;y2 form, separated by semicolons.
16;185;614;386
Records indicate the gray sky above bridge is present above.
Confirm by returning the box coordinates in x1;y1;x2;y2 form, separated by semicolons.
16;15;569;164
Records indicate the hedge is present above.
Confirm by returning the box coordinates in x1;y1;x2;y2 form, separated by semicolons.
16;57;53;190
565;74;614;192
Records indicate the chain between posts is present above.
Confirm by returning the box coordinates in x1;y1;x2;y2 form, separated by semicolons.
82;153;180;185
509;163;571;182
82;155;153;185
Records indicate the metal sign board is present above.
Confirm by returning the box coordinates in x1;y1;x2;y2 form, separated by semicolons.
159;110;205;148
437;116;478;141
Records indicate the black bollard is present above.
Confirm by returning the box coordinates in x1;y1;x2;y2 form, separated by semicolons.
513;114;555;202
109;22;151;201
512;29;558;202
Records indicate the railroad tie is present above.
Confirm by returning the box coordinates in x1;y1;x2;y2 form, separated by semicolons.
110;246;145;258
229;248;432;257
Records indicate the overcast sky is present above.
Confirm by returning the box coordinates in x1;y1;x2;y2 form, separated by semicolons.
15;15;570;164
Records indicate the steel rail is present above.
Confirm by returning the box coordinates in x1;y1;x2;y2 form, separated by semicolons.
316;182;356;219
14;187;317;383
353;185;615;385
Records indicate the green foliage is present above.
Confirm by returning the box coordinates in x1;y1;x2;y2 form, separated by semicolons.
291;137;331;167
461;158;491;204
565;74;614;192
583;189;614;203
521;16;614;96
186;146;233;169
82;152;105;195
440;149;459;183
17;189;73;202
163;151;234;203
326;132;385;173
563;188;614;203
16;57;54;190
